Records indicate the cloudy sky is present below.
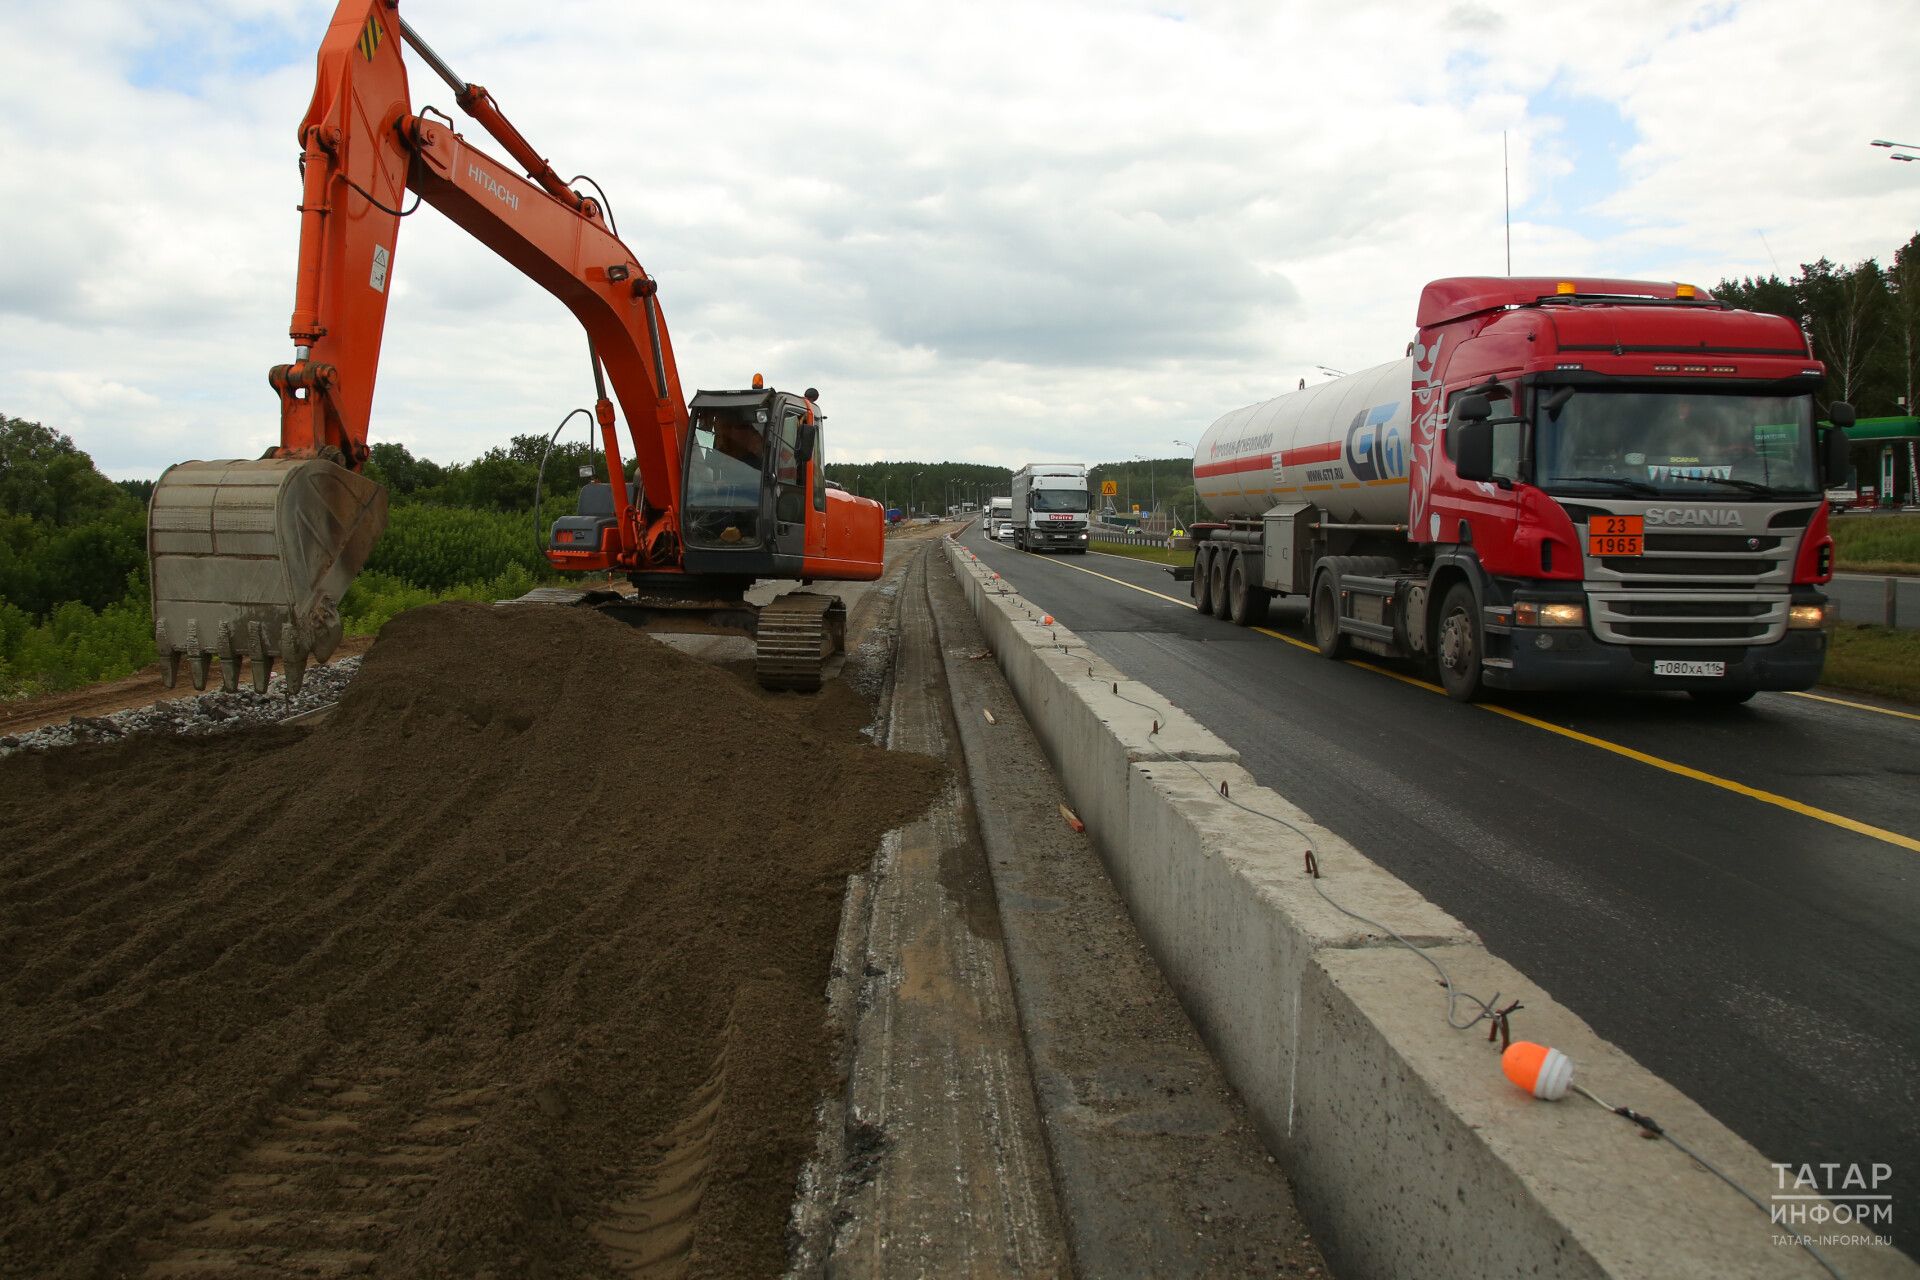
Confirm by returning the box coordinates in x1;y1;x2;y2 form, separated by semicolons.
2;0;1916;480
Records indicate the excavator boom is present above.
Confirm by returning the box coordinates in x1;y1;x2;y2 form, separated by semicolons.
151;1;883;695
148;0;765;695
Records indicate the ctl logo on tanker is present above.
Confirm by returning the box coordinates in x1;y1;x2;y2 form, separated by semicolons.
1344;403;1406;482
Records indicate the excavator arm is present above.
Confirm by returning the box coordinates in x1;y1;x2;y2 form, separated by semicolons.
149;0;690;694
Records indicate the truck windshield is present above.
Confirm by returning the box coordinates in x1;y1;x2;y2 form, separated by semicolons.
1032;488;1090;512
1535;390;1818;497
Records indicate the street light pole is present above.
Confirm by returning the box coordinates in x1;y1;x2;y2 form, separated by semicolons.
1871;138;1920;162
1173;439;1195;528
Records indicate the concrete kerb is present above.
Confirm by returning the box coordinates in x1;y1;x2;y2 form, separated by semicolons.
939;539;1913;1280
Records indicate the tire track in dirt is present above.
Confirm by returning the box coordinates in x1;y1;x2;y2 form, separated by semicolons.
140;1069;500;1278
592;1016;732;1277
1;600;944;1279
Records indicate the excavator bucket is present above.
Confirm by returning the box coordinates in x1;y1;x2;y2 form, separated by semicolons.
148;458;388;696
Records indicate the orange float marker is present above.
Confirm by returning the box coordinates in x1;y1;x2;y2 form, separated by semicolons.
1502;1041;1572;1100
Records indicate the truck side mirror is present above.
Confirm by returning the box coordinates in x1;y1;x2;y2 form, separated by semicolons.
1452;393;1492;425
1829;401;1856;429
796;422;818;467
1822;422;1851;486
1454;419;1495;482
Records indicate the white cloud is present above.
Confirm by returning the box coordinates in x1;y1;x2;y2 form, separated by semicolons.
2;0;1916;481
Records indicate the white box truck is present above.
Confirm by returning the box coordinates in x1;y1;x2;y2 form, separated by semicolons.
1010;463;1091;553
985;496;1013;539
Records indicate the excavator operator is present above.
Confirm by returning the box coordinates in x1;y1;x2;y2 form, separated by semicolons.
715;416;766;471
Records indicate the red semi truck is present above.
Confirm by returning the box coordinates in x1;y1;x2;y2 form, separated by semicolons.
1185;277;1855;704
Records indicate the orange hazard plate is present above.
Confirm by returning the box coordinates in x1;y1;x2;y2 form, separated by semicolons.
1587;514;1643;556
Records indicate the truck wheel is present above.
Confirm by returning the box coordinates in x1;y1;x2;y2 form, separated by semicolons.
1435;583;1485;702
1228;555;1268;627
1209;551;1234;619
1310;570;1347;658
1193;547;1216;614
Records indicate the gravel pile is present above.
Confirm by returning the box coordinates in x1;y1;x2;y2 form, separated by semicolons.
0;658;361;756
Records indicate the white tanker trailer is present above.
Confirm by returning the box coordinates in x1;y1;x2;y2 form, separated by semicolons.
1180;276;1852;704
1193;358;1412;526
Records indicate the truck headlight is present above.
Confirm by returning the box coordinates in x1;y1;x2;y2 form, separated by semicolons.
1514;601;1585;627
1788;604;1824;629
1079;532;1088;540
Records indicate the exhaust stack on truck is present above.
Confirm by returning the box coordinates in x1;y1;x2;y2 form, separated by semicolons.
1185;277;1854;703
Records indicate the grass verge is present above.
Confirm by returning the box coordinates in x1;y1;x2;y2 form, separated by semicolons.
1830;513;1920;576
1821;622;1920;705
1089;539;1193;568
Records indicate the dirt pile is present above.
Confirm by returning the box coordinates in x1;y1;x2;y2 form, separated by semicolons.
0;602;943;1279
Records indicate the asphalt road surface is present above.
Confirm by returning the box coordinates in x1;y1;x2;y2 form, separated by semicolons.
1826;572;1920;630
959;524;1920;1257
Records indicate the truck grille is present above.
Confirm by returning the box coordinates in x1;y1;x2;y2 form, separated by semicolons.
1596;555;1774;577
1578;511;1802;647
1588;593;1786;644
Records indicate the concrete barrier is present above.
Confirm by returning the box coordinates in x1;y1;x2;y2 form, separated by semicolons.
942;540;1913;1279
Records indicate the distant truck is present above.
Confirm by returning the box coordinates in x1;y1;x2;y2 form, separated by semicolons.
1010;463;1091;553
985;496;1013;538
1183;276;1854;704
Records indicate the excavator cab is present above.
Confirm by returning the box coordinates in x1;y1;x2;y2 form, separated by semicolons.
682;397;772;552
680;387;818;580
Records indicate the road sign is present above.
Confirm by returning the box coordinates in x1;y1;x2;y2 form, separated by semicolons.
1100;480;1118;496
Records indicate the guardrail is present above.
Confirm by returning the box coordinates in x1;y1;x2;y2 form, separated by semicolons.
1088;524;1171;548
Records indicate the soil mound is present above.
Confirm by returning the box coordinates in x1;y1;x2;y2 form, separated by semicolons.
0;602;942;1279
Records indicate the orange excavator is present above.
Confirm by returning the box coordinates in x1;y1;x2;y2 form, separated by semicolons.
147;1;883;694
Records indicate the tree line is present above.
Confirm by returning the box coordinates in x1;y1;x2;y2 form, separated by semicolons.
1713;231;1920;416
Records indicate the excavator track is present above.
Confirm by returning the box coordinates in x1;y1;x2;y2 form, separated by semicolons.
754;591;847;693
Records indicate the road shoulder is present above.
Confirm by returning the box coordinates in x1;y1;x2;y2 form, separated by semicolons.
929;540;1326;1275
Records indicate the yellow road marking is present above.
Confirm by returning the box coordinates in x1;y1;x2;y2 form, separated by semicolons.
969;531;1918;852
1787;690;1920;723
1477;702;1920;852
1345;656;1446;694
1253;624;1317;653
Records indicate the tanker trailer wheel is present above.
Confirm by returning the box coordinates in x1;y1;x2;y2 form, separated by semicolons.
1228;555;1269;627
1209;551;1234;619
1435;582;1486;702
1310;567;1348;658
1193;546;1217;614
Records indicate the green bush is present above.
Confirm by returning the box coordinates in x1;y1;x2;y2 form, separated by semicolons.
341;564;540;637
0;592;153;696
365;505;550;591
